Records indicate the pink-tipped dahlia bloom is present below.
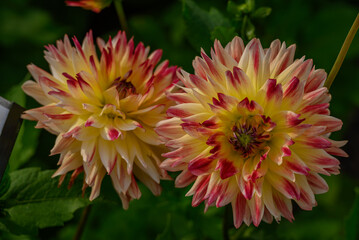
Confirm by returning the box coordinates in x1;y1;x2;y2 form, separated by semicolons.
22;30;178;207
156;37;347;227
66;0;111;13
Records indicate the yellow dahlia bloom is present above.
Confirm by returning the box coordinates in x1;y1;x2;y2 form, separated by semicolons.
22;31;177;207
156;37;347;227
66;0;111;13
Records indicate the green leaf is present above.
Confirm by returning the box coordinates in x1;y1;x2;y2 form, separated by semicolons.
245;0;255;12
8;121;40;171
245;18;256;40
0;167;11;197
7;199;87;229
252;7;272;18
346;188;359;240
0;232;36;240
0;217;35;236
182;0;233;51
0;168;90;234
4;77;41;171
227;1;247;16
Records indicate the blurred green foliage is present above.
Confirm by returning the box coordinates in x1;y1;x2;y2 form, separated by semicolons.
0;168;90;236
0;0;358;239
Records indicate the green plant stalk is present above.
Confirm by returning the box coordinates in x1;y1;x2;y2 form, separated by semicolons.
241;15;248;41
114;0;128;32
325;13;359;89
73;205;92;240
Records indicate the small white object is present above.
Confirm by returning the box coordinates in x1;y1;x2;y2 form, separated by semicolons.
0;104;10;135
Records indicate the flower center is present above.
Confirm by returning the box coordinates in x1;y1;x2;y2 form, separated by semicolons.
236;130;253;149
100;104;125;120
112;70;136;99
228;115;273;158
116;80;136;99
106;113;117;119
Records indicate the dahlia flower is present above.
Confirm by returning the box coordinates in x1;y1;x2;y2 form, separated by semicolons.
66;0;111;13
22;30;177;207
156;37;347;227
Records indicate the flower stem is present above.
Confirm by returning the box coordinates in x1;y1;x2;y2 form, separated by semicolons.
222;205;231;240
114;0;128;32
73;205;92;240
325;13;359;89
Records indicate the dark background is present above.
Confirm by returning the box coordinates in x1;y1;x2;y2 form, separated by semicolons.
0;0;358;239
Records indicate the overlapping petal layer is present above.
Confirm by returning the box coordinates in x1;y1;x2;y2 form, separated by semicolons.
22;30;178;207
157;37;347;227
66;0;111;13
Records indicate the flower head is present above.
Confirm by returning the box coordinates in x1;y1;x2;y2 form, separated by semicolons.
66;0;111;13
156;37;347;227
22;30;178;207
